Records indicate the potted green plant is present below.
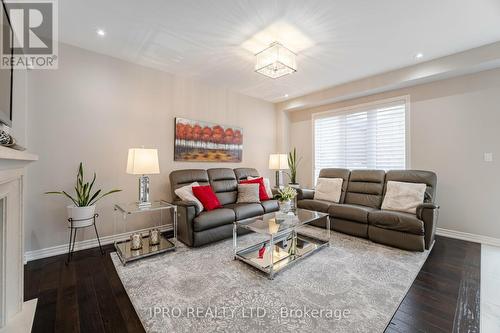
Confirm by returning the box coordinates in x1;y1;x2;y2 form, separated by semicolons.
287;147;302;188
274;186;298;213
46;163;121;227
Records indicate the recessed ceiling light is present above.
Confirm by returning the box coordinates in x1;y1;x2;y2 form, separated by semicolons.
415;53;423;59
284;94;289;98
96;29;106;37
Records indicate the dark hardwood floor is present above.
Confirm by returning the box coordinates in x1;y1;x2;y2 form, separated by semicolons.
25;235;481;333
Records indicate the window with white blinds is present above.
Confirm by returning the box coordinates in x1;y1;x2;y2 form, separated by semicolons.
314;100;407;181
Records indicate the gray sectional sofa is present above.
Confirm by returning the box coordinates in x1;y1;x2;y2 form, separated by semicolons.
297;168;439;251
169;167;279;247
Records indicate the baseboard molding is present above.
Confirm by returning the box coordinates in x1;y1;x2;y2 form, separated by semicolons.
436;227;500;247
24;225;172;263
25;226;499;262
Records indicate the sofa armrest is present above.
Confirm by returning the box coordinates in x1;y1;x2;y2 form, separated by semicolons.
297;188;315;200
417;203;440;250
172;200;198;247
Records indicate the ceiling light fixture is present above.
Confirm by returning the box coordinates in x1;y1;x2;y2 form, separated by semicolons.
255;42;297;79
284;94;289;98
96;29;106;37
415;53;423;59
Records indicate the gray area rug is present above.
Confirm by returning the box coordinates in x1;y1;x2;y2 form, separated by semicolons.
111;226;430;333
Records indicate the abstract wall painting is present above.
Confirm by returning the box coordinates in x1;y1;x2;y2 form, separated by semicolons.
174;118;243;162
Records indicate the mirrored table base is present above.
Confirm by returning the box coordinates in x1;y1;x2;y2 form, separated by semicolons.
235;232;328;279
115;234;175;265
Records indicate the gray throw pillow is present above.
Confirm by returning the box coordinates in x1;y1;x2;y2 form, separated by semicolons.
237;184;260;203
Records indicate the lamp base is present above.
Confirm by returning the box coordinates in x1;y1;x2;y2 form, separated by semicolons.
138;175;151;206
275;170;285;189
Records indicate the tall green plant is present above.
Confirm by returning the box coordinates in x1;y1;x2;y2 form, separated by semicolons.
46;162;121;206
287;147;302;184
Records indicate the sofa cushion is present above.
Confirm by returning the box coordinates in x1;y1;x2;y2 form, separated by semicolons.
208;168;238;205
192;185;222;211
193;208;235;232
297;199;332;213
174;182;204;212
344;170;385;208
236;184;260;203
240;177;270;201
368;210;424;235
317;168;351;203
385;170;437;204
328;204;377;223
261;199;279;213
248;176;273;199
224;203;264;220
381;181;426;214
234;168;259;181
314;178;343;203
169;169;209;200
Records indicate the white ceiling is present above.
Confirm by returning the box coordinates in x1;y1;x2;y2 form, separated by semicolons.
58;0;500;102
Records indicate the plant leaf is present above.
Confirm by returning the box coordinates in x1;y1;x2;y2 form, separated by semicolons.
62;191;78;206
87;189;101;206
88;189;121;206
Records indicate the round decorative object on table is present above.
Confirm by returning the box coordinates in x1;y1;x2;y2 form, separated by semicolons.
130;233;143;250
149;228;160;245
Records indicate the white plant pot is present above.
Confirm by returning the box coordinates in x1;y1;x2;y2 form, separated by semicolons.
67;205;96;227
279;200;292;213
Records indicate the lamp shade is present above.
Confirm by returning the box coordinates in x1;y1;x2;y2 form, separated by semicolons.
126;148;160;175
269;154;288;170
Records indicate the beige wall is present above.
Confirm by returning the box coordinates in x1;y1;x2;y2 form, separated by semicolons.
287;68;500;239
25;43;276;252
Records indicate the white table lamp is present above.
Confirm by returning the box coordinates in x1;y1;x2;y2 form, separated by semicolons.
269;153;288;188
127;148;160;207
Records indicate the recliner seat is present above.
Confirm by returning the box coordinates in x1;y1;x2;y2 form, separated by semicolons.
170;167;279;247
297;168;439;251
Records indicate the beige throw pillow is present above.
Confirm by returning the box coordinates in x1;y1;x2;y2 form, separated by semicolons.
248;176;273;199
381;181;426;214
237;184;260;203
314;178;343;203
174;181;204;212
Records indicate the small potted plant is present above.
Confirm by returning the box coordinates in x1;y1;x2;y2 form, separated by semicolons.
287;147;302;188
274;186;297;213
46;163;121;227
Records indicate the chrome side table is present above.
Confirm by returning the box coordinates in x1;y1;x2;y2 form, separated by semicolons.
113;200;177;265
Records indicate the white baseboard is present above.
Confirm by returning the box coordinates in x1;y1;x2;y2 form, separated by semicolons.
24;225;172;263
25;226;499;262
436;227;500;247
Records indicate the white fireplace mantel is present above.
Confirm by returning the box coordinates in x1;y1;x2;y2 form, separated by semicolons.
0;146;38;332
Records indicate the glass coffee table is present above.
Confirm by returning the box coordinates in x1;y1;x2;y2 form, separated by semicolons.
233;209;330;279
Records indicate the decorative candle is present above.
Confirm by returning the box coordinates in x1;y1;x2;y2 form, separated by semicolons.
130;233;143;250
149;228;160;245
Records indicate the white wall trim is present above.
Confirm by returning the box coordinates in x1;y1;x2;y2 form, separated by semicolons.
24;225;172;263
25;225;500;262
436;227;500;247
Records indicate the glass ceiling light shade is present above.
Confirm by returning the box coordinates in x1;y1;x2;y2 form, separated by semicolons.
255;42;297;79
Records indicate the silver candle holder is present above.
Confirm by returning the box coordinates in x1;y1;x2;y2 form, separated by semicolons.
130;232;143;250
149;228;160;245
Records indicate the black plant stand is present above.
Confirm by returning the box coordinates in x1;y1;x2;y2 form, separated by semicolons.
66;213;104;264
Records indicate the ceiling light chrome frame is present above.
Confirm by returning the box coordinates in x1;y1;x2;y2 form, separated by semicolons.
254;42;297;79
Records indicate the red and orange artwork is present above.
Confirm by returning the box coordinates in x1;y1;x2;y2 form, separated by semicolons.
174;118;243;162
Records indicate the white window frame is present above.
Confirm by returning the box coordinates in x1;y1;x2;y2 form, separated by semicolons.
311;95;411;184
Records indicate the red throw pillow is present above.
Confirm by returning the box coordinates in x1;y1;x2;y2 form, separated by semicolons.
240;177;269;201
192;185;222;211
